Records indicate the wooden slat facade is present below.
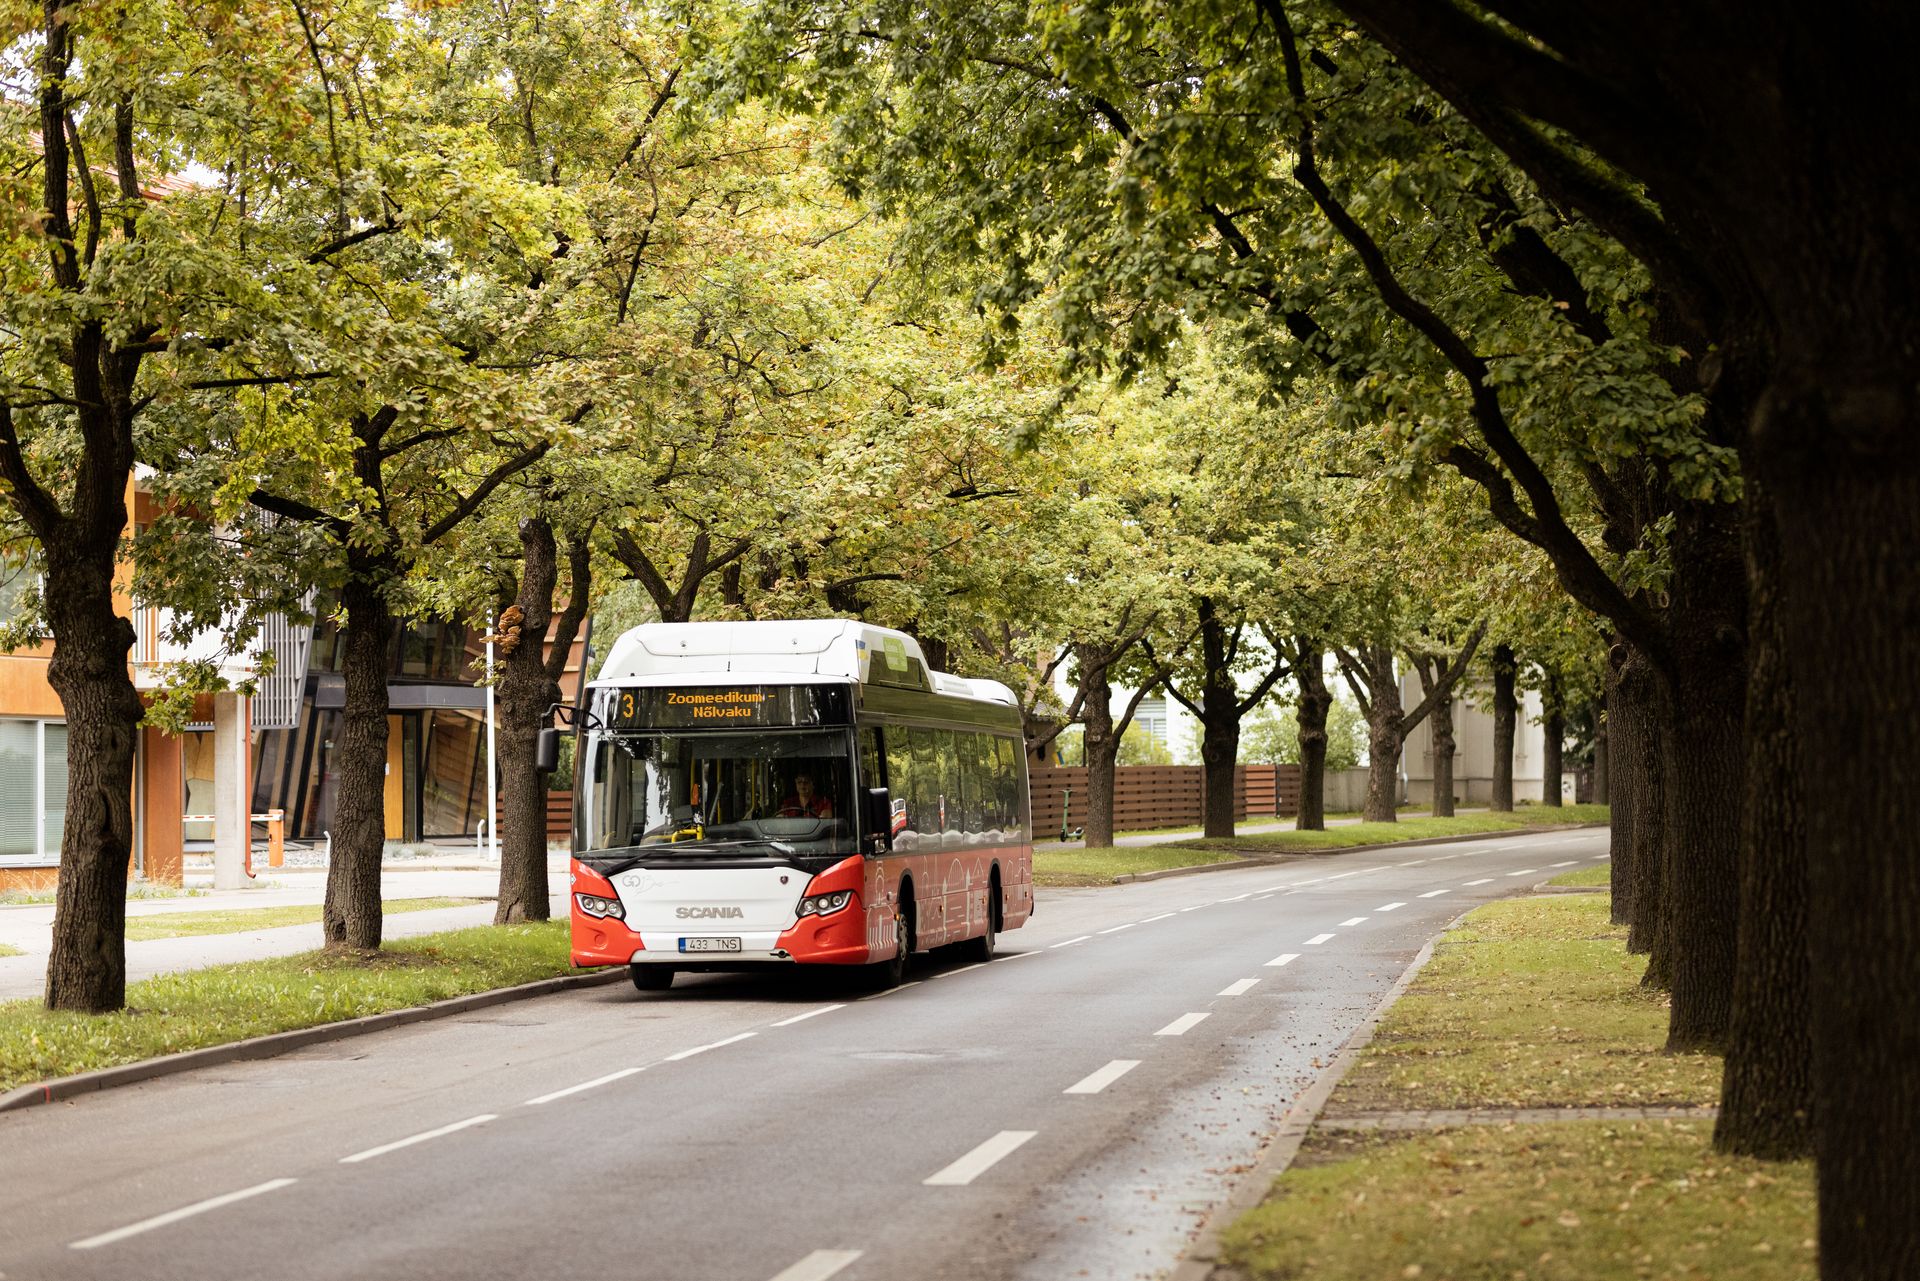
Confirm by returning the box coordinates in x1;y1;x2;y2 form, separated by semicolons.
1029;764;1301;837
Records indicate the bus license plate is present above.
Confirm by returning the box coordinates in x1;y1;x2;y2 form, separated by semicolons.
680;937;741;953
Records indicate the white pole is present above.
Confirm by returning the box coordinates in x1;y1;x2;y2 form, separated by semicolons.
485;610;498;861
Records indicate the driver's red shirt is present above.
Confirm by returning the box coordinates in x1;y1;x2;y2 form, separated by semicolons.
779;795;834;818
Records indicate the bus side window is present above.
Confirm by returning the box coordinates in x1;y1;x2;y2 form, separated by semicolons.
887;729;917;844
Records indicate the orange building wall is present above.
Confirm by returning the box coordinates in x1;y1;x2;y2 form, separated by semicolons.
141;727;184;886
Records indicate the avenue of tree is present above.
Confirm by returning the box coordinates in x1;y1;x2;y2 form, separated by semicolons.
1;3;1905;1276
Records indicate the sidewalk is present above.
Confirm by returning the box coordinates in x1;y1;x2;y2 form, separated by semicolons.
0;855;570;1002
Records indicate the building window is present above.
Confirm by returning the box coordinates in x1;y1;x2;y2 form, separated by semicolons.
0;718;68;864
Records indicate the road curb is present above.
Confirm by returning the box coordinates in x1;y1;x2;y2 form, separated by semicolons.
0;967;625;1116
1111;821;1606;884
1169;909;1469;1281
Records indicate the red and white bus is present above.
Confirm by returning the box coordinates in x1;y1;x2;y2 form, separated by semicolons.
556;620;1034;990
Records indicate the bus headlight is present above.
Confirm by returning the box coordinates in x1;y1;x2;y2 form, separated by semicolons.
576;893;625;920
797;890;854;917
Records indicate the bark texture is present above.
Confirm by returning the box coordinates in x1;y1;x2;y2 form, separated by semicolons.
40;546;143;1011
325;568;396;951
1339;630;1484;825
494;519;592;925
1614;646;1666;958
1292;640;1332;831
1591;696;1610;806
1489;644;1516;812
1655;505;1748;1051
1159;598;1287;839
1540;674;1564;807
1412;655;1456;817
1077;650;1120;849
1716;474;1811;1159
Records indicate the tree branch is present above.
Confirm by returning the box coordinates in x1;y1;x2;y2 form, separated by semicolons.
422;441;552;546
0;399;62;534
1395;622;1487;735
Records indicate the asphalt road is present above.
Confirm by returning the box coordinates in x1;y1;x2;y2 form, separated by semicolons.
1;827;1609;1281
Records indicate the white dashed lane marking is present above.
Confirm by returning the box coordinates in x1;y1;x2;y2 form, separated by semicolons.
1064;1059;1142;1095
1218;978;1260;996
1051;936;1093;948
1419;890;1449;898
767;1250;863;1281
1097;923;1136;934
70;1179;299;1251
1376;902;1406;912
1550;860;1577;868
1142;912;1176;923
1265;953;1300;968
1464;878;1494;886
771;1004;846;1027
1156;1012;1211;1036
341;1115;496;1165
525;1068;645;1106
1505;868;1540;877
1338;916;1368;928
925;1131;1038;1186
1304;933;1336;946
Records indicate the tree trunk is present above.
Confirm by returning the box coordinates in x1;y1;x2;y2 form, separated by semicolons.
1356;648;1405;824
1761;359;1920;1272
1199;703;1240;839
1078;648;1119;848
40;544;144;1013
1428;686;1456;817
326;569;396;951
1614;645;1666;956
1490;643;1517;812
1654;505;1748;1052
1293;640;1331;831
1591;695;1610;806
1540;680;1564;807
494;517;590;925
1715;472;1812;1159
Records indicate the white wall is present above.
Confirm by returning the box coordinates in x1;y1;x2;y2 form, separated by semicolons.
1400;672;1559;805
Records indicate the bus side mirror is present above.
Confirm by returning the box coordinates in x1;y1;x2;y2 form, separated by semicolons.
535;728;561;774
863;787;893;852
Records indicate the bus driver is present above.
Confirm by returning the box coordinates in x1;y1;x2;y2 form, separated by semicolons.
778;771;834;819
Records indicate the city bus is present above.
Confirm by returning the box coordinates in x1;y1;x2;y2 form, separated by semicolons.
549;620;1035;991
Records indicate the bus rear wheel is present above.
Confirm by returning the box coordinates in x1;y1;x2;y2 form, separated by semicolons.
960;875;1001;963
629;965;675;992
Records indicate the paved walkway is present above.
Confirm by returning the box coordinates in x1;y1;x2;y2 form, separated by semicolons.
0;856;570;1002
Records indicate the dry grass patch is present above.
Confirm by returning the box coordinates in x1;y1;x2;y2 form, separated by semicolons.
1337;895;1719;1111
1221;1121;1815;1281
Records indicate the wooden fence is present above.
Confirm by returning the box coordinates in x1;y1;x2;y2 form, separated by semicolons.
547;764;1302;847
1029;764;1300;838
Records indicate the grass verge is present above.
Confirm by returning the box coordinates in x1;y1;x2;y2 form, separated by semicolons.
1338;894;1719;1109
1221;1120;1815;1281
124;897;484;942
0;884;208;907
1549;862;1612;889
0;921;583;1092
1170;805;1609;855
0;944;20;959
1032;845;1242;887
1218;891;1815;1281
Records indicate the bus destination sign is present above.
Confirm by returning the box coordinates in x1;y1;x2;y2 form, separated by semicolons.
603;684;851;730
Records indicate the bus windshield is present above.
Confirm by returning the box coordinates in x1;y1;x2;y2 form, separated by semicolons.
581;729;856;858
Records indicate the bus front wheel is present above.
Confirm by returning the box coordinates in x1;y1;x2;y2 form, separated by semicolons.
869;894;915;989
629;965;675;992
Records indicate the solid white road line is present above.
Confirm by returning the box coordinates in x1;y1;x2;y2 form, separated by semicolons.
341;1115;495;1164
1179;904;1207;912
1156;1012;1211;1036
1265;953;1300;967
1218;978;1260;996
1000;949;1041;960
1323;870;1362;881
1419;890;1449;898
924;1131;1038;1186
1464;878;1494;886
1294;876;1325;885
1051;935;1093;948
525;1067;645;1106
1219;893;1252;903
1505;868;1540;877
1338;916;1369;928
1376;902;1406;912
1097;923;1137;934
768;1249;864;1281
666;1032;757;1060
943;963;989;979
1254;894;1275;901
1304;933;1335;946
858;980;925;1000
772;1004;847;1027
1064;1059;1142;1095
1550;860;1577;868
70;1179;298;1250
1400;859;1427;867
1142;912;1176;923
